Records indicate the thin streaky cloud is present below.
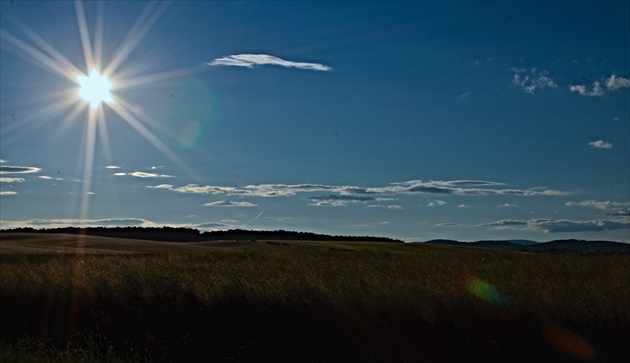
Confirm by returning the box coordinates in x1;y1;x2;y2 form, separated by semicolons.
106;165;121;169
208;54;332;72
0;177;25;183
482;218;629;233
204;201;257;207
0;191;17;196
308;200;348;207
308;195;374;201
565;200;629;210
366;204;404;210
116;171;174;178
0;218;156;228
0;166;42;174
147;184;174;189
607;209;630;216
149;179;568;198
37;175;63;181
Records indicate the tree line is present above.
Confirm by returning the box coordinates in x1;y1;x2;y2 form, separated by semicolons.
0;226;401;243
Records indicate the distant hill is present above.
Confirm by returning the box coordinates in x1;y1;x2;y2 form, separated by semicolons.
0;227;401;243
425;239;630;253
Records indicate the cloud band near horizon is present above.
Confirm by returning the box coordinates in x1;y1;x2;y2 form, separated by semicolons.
147;179;568;199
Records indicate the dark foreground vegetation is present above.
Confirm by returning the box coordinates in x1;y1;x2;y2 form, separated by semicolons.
0;234;629;362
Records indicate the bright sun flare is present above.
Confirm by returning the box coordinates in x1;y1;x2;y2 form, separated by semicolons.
77;70;113;107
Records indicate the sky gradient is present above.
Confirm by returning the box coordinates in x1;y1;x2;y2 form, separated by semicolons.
1;1;629;242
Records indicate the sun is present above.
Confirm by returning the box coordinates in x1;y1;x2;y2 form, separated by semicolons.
77;70;113;107
1;0;197;221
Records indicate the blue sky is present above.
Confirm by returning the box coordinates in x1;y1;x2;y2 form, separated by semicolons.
1;1;628;242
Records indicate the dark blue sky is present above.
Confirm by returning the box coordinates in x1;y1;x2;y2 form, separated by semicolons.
1;1;628;241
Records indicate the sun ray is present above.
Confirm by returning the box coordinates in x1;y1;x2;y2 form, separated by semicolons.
114;67;200;90
92;1;105;73
3;16;84;78
0;29;80;82
96;105;114;168
108;97;199;180
103;1;170;77
74;0;95;73
79;104;99;220
0;92;79;136
43;101;88;142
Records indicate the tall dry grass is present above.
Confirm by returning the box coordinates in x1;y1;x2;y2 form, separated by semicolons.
1;241;628;362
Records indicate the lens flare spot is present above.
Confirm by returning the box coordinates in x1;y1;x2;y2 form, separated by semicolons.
78;70;113;107
465;276;509;308
543;323;596;361
177;120;202;148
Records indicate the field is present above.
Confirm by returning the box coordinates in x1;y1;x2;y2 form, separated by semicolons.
1;233;629;362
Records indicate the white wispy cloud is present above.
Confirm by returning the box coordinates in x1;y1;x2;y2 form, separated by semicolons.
427;200;447;207
569;83;605;97
482;218;629;233
605;74;630;90
106;165;121;169
194;222;232;229
147;184;174;189
204;201;257;207
309;200;348;207
511;67;557;94
457;204;470;208
307;195;373;208
149;179;568;199
0;218;239;231
498;203;518;208
0;165;41;174
208;54;331;71
366;204;404;210
589;140;613;149
38;175;63;181
570;74;630;97
0;191;17;196
115;171;174;178
0;177;24;183
0;218;157;229
566;200;629;210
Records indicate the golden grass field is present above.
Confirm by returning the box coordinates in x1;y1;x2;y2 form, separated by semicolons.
1;233;629;362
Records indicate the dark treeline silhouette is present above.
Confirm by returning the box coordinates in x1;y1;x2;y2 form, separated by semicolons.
0;226;401;243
